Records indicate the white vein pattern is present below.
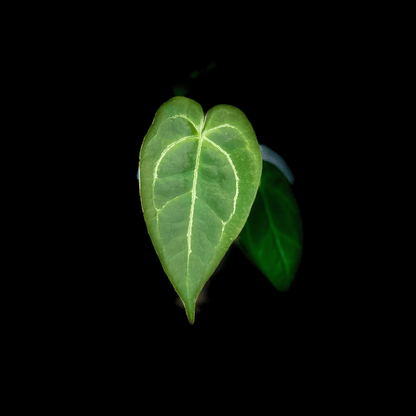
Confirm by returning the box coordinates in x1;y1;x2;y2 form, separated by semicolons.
153;135;195;214
186;131;202;279
152;115;240;292
204;123;247;141
152;114;200;227
202;136;239;233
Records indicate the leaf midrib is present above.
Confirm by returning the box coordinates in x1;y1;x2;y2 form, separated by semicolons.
186;125;203;297
154;114;242;302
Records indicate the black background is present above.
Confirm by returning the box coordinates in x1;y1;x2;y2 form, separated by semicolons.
76;49;343;334
42;28;361;345
10;8;391;395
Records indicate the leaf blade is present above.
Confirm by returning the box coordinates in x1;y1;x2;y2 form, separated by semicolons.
139;97;262;323
237;160;303;291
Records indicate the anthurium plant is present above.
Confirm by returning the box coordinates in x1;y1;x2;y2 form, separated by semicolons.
139;97;302;323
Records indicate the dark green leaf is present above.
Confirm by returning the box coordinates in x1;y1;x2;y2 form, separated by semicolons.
237;160;303;291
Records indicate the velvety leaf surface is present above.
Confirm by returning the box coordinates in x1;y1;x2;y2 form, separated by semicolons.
139;97;262;323
237;160;303;291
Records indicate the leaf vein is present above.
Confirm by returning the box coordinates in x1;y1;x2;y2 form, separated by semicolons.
155;190;192;213
197;197;226;224
260;186;290;276
203;136;239;226
169;114;202;132
186;135;203;299
203;123;248;143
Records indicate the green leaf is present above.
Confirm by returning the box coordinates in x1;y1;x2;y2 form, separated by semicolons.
237;160;303;291
139;97;262;323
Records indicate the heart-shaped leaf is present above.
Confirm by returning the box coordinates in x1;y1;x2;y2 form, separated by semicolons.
139;97;262;323
237;160;303;291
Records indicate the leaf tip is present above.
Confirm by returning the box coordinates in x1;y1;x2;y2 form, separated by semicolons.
185;303;196;325
187;313;195;325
